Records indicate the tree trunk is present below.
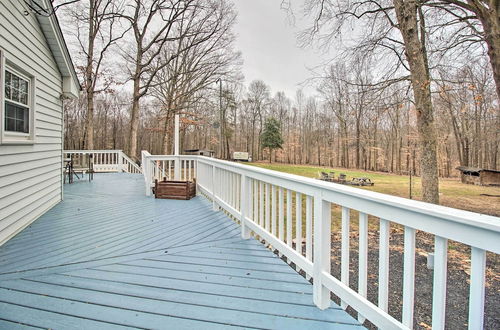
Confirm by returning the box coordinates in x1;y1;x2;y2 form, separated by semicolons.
478;6;500;102
84;1;95;150
393;0;439;204
128;64;142;160
162;114;172;155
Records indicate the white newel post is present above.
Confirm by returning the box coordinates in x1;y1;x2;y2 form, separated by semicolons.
195;160;201;196
313;194;331;310
144;157;151;196
174;114;181;180
118;151;124;172
212;165;218;211
240;174;251;239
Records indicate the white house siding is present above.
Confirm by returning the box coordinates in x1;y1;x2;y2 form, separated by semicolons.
0;0;65;246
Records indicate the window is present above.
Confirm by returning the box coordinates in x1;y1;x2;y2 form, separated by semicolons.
5;70;30;133
0;49;35;144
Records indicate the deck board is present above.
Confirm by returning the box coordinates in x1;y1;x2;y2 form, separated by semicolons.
0;173;363;329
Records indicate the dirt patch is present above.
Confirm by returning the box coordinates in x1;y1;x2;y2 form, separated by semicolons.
271;230;499;329
329;230;499;329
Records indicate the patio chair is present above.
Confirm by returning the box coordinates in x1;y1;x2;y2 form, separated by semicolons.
71;154;94;181
320;172;330;181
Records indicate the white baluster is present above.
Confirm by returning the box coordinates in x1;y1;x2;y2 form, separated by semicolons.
402;226;416;327
265;183;270;232
341;207;350;310
271;185;277;236
468;247;486;330
432;235;448;330
306;195;313;262
378;218;390;313
286;189;292;247
358;212;368;323
313;196;331;310
296;192;303;256
259;181;264;227
279;187;284;241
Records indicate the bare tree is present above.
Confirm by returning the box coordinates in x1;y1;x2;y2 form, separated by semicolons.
120;0;197;159
436;0;500;101
246;80;271;160
149;0;241;155
62;0;128;150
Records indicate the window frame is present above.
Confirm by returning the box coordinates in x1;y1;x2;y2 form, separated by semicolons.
0;49;36;144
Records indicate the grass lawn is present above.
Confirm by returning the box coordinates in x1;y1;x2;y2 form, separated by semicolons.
247;162;500;217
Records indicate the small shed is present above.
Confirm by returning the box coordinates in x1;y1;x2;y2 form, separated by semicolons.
184;149;215;157
456;167;500;186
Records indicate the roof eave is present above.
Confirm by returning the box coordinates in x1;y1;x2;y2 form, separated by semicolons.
34;0;81;99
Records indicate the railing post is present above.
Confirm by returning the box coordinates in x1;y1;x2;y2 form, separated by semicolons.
118;150;124;172
174;156;181;180
240;174;251;239
142;153;151;196
195;159;201;196
313;194;331;310
174;115;181;180
211;164;218;211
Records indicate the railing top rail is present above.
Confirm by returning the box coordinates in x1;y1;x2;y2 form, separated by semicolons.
195;156;499;225
121;152;141;171
141;153;500;248
64;150;122;154
145;154;199;161
199;157;498;221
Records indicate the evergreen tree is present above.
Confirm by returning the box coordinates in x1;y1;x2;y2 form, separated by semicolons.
261;118;283;163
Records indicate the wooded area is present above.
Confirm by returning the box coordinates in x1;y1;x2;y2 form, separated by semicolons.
58;0;500;204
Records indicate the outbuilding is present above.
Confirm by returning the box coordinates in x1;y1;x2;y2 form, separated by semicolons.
456;166;500;186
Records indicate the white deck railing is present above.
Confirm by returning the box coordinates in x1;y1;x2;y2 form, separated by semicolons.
64;150;142;174
141;152;499;330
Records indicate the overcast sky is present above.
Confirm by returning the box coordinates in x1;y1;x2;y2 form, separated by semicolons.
231;0;328;98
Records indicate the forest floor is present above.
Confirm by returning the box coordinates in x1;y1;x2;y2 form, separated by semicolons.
248;162;500;217
248;162;500;329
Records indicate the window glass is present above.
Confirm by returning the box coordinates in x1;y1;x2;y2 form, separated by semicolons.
4;70;31;135
5;70;29;105
5;102;29;133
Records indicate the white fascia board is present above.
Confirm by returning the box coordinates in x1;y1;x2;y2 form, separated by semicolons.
34;0;81;98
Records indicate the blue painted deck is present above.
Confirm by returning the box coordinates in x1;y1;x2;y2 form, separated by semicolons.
0;173;362;329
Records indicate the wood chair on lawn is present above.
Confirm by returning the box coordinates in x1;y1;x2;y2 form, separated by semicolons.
320;172;330;181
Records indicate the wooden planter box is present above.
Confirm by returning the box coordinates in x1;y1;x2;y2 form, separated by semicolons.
154;179;196;200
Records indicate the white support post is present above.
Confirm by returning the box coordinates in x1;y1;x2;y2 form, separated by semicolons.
174;114;181;180
118;150;124;172
313;194;331;310
240;174;251;239
212;165;218;211
145;158;151;196
195;160;201;196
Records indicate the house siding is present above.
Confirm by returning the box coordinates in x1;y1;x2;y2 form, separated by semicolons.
0;0;64;245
